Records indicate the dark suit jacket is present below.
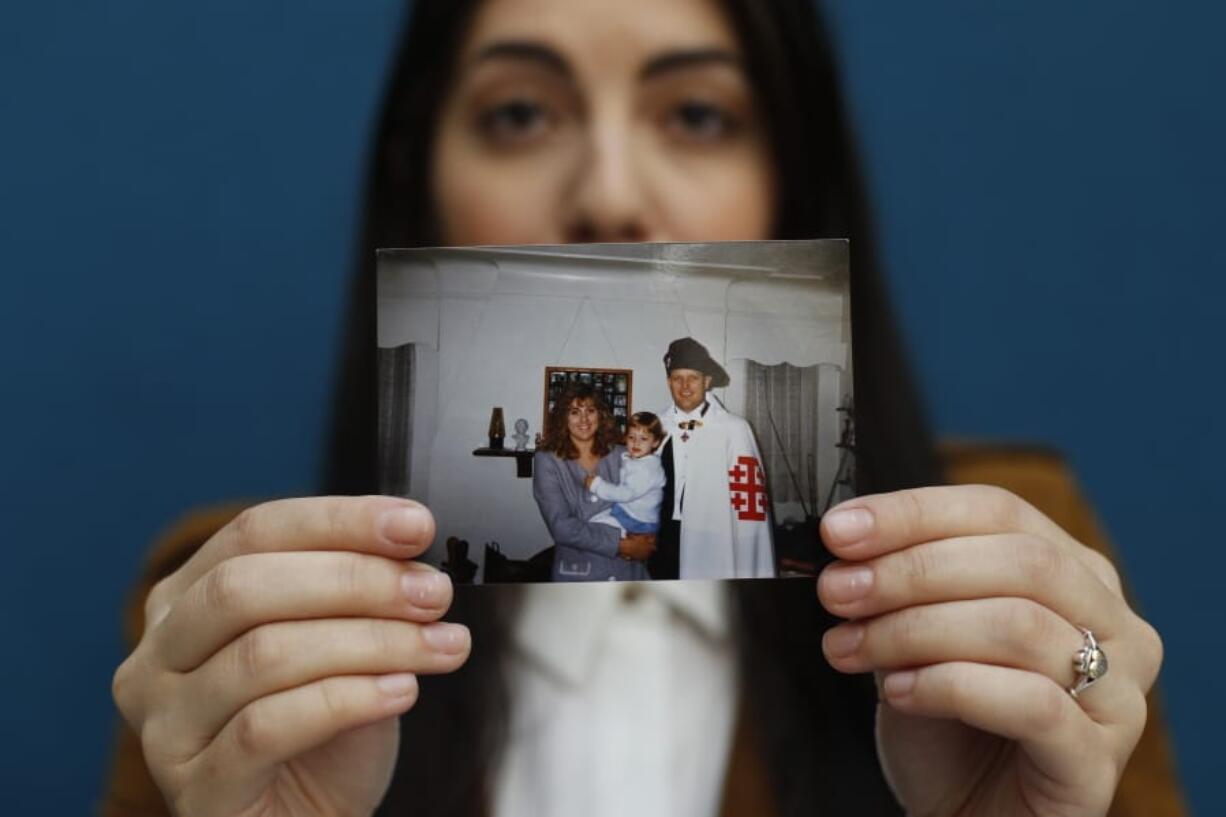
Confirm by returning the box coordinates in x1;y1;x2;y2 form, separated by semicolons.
648;436;681;580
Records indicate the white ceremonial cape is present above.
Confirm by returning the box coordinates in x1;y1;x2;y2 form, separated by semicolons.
661;399;776;579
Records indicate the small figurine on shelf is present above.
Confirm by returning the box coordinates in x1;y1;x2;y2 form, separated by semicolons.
512;418;531;450
487;406;506;450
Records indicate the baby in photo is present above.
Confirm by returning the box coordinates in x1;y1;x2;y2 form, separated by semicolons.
583;411;667;534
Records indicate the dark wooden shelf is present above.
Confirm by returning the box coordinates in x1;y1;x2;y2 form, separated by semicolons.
473;447;536;478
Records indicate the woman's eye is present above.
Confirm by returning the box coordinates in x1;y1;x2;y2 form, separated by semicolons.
666;100;738;141
476;99;551;143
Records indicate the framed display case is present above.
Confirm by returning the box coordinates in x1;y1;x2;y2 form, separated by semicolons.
543;366;633;436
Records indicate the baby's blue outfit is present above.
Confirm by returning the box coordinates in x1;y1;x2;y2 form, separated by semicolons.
588;451;667;533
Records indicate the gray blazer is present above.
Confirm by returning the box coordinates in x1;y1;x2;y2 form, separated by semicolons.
532;446;651;582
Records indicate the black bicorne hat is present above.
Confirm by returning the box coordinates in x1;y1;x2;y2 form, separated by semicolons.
662;337;730;388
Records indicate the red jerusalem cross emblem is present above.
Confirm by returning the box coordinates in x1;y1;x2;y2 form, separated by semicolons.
728;455;767;521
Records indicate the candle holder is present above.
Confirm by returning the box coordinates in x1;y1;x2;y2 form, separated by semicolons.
487;407;506;450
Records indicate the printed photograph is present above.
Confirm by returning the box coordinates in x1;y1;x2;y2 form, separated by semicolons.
377;240;854;583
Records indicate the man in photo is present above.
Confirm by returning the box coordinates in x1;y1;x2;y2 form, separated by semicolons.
652;337;776;580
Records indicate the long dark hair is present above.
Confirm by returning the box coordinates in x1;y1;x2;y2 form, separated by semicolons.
323;0;941;498
539;383;620;460
337;2;937;815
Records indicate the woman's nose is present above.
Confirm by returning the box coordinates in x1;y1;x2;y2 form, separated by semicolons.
563;116;653;243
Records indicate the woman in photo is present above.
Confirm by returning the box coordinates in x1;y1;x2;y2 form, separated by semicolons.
532;383;656;582
107;0;1173;815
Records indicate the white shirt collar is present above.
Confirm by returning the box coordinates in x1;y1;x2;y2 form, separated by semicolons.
674;401;708;422
669;397;725;423
510;582;731;686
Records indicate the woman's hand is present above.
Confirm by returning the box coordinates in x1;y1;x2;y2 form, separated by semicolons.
618;533;656;561
817;485;1162;816
112;496;471;817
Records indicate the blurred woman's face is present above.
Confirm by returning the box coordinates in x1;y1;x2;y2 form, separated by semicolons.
431;0;775;245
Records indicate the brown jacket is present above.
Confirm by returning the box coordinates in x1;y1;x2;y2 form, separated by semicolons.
101;442;1184;816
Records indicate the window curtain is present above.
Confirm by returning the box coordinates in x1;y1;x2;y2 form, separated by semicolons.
743;360;818;513
377;343;415;497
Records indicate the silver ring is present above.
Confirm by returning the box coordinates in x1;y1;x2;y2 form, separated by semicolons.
1069;627;1109;699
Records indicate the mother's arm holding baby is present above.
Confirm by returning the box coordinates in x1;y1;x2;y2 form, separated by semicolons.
532;448;653;581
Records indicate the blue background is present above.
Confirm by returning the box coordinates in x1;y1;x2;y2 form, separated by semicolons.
2;1;1221;813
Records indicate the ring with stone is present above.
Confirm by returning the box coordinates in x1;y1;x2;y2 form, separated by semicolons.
1069;627;1109;699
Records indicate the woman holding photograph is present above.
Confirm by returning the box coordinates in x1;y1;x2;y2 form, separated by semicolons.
107;0;1176;815
533;383;655;581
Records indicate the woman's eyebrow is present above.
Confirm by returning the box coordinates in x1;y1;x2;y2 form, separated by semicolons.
470;40;571;78
640;48;742;80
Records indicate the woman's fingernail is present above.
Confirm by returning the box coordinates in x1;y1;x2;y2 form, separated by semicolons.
883;670;917;699
379;506;429;545
421;622;470;654
824;508;874;545
823;623;865;658
821;565;874;603
376;672;418;698
401;571;450;607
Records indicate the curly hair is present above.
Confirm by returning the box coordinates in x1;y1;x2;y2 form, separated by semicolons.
539;382;619;460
